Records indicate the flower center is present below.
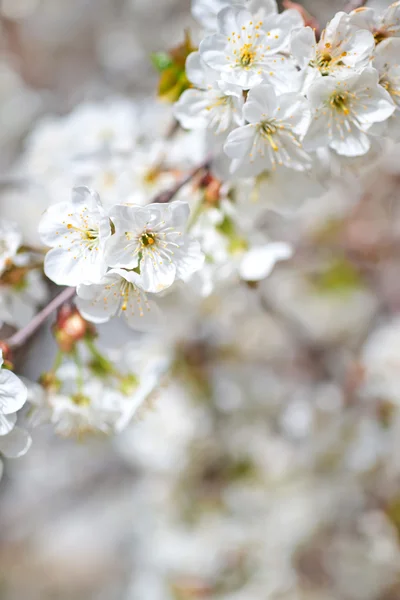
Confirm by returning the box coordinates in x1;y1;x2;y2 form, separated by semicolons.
374;29;388;45
259;120;279;151
239;44;256;67
140;232;156;247
329;92;350;115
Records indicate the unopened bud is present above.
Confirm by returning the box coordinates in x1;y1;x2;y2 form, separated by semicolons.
53;305;95;353
0;341;13;367
198;172;222;205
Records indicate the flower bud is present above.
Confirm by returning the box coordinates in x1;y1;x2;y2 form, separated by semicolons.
0;341;13;368
53;305;95;353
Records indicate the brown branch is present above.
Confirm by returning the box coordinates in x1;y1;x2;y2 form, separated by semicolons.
5;287;76;350
152;157;211;203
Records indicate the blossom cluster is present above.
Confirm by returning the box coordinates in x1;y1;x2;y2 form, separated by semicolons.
175;0;400;173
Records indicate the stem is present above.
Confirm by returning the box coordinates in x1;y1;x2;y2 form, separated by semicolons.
151;157;211;204
72;347;84;393
5;286;76;349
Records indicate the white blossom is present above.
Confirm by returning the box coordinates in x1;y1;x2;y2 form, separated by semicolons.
106;202;204;293
350;1;400;44
39;186;111;286
304;68;395;157
199;5;297;90
173;52;244;134
224;83;311;175
291;12;375;88
373;37;400;138
76;269;162;331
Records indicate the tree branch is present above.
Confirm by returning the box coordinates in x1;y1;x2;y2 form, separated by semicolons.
152;157;211;203
3;157;212;350
5;286;76;349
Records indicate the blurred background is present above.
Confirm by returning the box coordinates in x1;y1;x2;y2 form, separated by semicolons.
2;1;400;599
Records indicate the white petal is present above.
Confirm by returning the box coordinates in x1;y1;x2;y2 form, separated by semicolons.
217;5;252;36
244;84;278;123
0;412;16;436
224;125;256;159
0;426;32;458
0;368;27;414
239;242;293;281
291;26;316;70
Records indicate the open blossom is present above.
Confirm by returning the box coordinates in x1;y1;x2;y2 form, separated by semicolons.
39;186;111;286
350;2;400;45
224;84;310;175
199;5;297;90
0;219;22;275
291;12;375;86
373;38;400;137
76;269;162;331
304;69;395;157
106;202;204;294
192;0;302;34
173;52;244;134
0;351;31;472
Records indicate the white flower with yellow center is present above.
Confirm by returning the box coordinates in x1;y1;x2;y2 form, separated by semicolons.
304;69;395;157
224;83;311;176
373;38;400;138
105;202;204;294
173;51;244;134
350;2;400;45
199;5;296;90
193;0;303;34
39;186;111;286
76;269;161;331
291;12;375;88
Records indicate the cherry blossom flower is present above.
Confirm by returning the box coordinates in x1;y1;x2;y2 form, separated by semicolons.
373;38;400;138
76;269;162;331
199;5;297;90
350;1;400;45
224;83;311;175
304;69;395;157
39;186;111;286
192;0;302;34
105;202;204;294
291;12;375;87
173;52;244;134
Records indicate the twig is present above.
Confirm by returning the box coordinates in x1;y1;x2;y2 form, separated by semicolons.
3;157;212;350
152;157;211;203
5;286;76;349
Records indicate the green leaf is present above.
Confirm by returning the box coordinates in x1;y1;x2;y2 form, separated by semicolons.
151;52;173;72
